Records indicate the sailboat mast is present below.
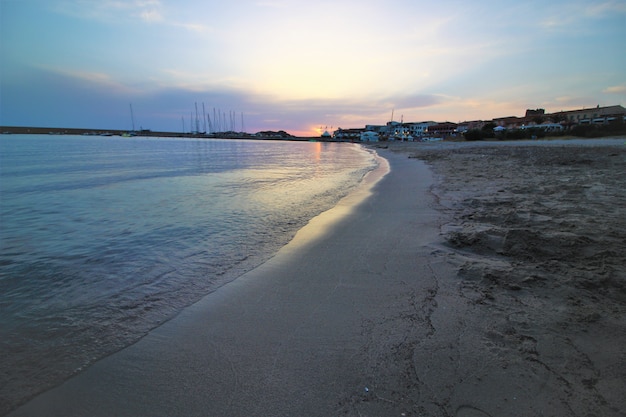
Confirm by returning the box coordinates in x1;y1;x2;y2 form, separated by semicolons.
202;103;207;133
129;103;136;131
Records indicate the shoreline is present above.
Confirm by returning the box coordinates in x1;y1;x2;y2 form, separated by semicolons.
0;126;326;141
0;140;380;415
9;139;625;416
10;148;444;416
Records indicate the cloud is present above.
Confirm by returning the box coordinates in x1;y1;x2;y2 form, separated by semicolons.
585;0;626;16
602;85;626;94
172;21;212;33
0;62;527;135
39;66;140;95
54;0;217;35
139;8;163;23
385;94;444;111
54;0;163;22
538;0;626;30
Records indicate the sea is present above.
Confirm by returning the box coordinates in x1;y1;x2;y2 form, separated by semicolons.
0;134;378;414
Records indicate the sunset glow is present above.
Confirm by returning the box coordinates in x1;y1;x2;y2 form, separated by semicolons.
1;0;625;136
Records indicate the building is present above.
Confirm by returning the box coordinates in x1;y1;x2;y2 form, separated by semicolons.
456;120;487;133
493;116;524;129
364;124;387;133
426;122;458;138
347;103;623;141
360;131;379;142
548;105;626;126
405;121;436;138
519;122;563;132
385;121;404;139
333;128;364;141
525;108;545;119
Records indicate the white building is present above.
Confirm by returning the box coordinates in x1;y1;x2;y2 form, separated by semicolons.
360;131;379;142
406;122;436;138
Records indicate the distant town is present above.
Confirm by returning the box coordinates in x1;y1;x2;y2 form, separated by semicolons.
331;104;626;142
2;104;625;141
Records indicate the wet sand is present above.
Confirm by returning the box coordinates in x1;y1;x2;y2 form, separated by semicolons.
9;139;626;417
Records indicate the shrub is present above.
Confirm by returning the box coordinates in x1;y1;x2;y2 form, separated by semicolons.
464;129;484;141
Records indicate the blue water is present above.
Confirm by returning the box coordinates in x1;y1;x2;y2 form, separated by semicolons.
0;135;377;413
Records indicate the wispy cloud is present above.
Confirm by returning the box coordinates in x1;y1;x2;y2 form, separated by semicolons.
171;21;212;33
602;85;626;94
54;0;159;21
584;0;626;16
538;0;626;30
139;8;164;23
54;0;215;33
40;65;141;95
157;69;254;94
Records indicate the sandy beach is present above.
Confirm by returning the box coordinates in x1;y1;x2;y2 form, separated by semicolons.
9;138;626;417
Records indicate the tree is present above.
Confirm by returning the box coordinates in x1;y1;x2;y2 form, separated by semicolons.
464;129;484;141
482;122;496;131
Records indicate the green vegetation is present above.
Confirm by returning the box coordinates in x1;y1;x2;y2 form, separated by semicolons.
570;119;626;138
463;118;625;141
464;123;496;141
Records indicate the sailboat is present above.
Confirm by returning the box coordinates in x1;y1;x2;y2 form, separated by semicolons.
122;104;138;136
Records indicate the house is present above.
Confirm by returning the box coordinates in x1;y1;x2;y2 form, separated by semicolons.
525;108;545;119
364;124;387;133
385;121;403;139
404;121;436;138
493;116;524;129
456;120;486;133
333;128;365;141
360;131;379;142
426;122;458;138
547;105;626;126
520;122;563;132
348;103;623;141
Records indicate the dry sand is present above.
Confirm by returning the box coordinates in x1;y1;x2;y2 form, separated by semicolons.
380;138;626;417
8;138;626;417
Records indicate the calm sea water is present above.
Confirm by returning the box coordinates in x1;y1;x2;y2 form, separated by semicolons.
0;135;377;413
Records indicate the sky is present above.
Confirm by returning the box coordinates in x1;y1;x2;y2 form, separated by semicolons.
1;0;625;136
